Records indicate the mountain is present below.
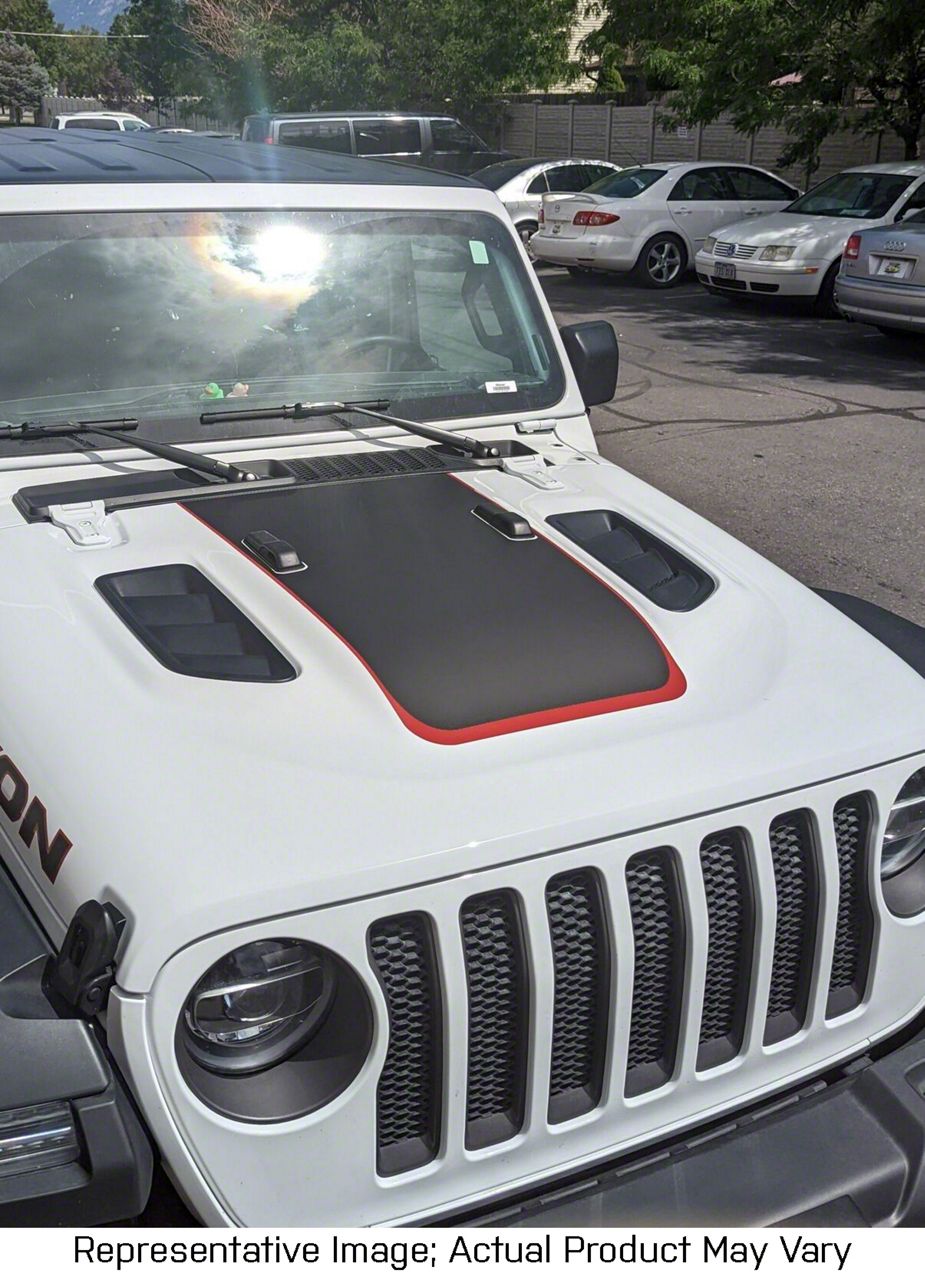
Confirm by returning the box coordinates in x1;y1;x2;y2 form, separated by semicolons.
50;0;129;31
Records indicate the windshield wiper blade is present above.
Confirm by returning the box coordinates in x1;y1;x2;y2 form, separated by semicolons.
0;416;258;485
200;399;500;461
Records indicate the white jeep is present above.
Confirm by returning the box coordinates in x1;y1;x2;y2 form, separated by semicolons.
0;126;924;1228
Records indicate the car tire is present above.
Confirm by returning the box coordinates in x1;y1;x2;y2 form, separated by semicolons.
813;262;841;317
633;234;687;288
516;221;538;259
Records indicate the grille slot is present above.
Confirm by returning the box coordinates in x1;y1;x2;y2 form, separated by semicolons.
714;241;758;259
545;869;611;1123
461;891;529;1149
765;810;820;1045
625;849;685;1096
698;830;755;1069
827;794;875;1018
287;447;452;484
368;914;442;1175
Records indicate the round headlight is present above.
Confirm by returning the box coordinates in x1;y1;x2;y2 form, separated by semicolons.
183;938;336;1075
882;769;925;880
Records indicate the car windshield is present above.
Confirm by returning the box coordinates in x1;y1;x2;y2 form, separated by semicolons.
472;160;541;189
787;171;914;218
0;208;563;455
583;167;666;198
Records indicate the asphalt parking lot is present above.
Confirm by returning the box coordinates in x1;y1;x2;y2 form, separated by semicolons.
540;269;925;625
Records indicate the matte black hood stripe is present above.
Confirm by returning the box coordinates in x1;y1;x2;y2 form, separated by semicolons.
182;472;685;744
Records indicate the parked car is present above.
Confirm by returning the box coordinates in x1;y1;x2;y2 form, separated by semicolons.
472;157;621;251
241;111;508;174
49;111;151;132
531;161;799;287
1;128;925;1229
836;210;925;337
696;162;925;314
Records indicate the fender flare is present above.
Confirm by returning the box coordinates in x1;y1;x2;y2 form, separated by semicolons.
816;589;925;679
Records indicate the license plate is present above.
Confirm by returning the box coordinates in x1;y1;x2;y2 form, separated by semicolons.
877;257;913;279
714;262;736;280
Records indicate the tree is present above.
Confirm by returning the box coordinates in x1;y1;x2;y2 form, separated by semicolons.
588;0;925;169
186;0;581;119
111;0;203;109
0;32;52;121
55;28;114;96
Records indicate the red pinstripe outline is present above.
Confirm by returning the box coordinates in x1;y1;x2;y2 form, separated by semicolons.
181;477;685;744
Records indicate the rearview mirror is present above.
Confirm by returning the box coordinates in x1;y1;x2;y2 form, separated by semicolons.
559;321;619;407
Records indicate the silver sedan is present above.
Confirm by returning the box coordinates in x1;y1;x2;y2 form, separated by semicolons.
472;157;621;252
837;211;925;336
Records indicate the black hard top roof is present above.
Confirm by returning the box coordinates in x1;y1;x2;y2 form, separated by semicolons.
0;127;474;186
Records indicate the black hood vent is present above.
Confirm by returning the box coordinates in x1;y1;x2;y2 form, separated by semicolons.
547;510;715;612
96;565;295;682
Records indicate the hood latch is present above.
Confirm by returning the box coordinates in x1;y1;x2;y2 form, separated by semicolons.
44;900;126;1019
48;500;112;547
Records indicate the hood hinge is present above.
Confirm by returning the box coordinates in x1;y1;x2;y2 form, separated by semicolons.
44;900;126;1019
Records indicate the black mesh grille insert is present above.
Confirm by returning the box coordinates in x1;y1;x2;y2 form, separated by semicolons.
287;447;453;484
461;891;529;1149
698;830;754;1069
827;794;874;1018
765;810;820;1045
545;869;610;1123
96;564;295;682
368;914;442;1176
625;849;685;1096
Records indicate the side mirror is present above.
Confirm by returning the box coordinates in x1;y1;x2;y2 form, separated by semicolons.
559;321;619;407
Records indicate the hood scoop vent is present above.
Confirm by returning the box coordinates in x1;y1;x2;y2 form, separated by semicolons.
547;510;715;612
96;565;295;683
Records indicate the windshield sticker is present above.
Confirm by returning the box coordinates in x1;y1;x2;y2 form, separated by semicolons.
485;380;518;394
469;239;490;264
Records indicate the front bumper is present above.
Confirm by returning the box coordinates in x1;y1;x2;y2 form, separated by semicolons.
695;252;825;297
836;274;925;331
469;1015;925;1226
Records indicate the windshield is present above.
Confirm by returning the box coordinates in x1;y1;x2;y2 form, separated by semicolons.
0;209;563;455
583;167;666;199
787;171;914;218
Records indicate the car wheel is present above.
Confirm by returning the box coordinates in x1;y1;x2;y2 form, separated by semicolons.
634;234;687;288
516;221;538;259
813;262;841;317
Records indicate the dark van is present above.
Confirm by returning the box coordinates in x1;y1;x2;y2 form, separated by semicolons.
241;111;509;175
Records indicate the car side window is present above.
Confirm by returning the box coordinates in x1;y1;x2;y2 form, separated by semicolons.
526;172;548;194
584;164;614;184
430;119;479;151
355;119;422;156
65;118;120;131
278;120;352;153
122;120;147;132
727;168;797;201
546;165;588;193
669;168;733;201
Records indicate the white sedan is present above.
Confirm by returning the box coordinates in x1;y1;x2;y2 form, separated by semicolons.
695;162;925;313
531;161;798;287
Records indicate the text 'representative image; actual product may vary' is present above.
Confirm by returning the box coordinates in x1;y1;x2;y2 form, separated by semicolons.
0;130;923;1229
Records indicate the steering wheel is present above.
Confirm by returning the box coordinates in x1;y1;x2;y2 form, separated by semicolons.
340;334;436;371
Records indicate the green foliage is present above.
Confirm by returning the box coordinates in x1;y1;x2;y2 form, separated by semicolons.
111;0;204;106
591;0;925;165
0;31;52;120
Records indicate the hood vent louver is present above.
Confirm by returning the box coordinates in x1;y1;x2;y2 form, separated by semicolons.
96;565;296;682
546;510;715;611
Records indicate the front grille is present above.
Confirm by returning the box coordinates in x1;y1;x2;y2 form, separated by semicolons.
369;787;883;1179
765;811;820;1045
368;915;442;1175
546;870;610;1122
715;241;758;259
625;850;685;1096
828;794;875;1017
460;892;529;1150
698;830;754;1068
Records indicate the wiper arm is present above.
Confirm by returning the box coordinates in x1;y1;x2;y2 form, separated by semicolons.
0;417;258;485
200;399;500;461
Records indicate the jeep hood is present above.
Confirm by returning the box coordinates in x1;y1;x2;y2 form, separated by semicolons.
1;449;923;989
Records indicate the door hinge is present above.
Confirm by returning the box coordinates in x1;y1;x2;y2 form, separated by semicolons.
44;900;126;1019
48;500;112;547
